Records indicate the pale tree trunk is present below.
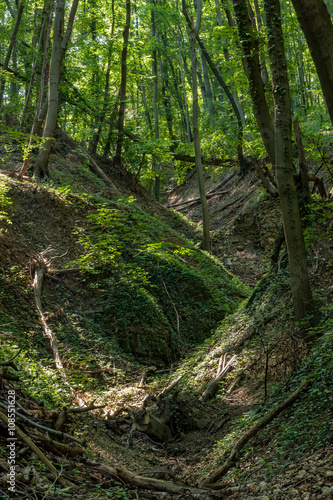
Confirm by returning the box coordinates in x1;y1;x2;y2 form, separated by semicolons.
199;51;215;124
150;0;160;199
233;0;275;166
183;4;245;171
0;1;24;107
253;0;269;85
178;26;192;143
215;0;244;122
264;0;313;321
182;0;210;252
19;1;54;179
88;0;115;155
20;1;50;131
34;0;79;179
114;0;131;165
291;0;333;126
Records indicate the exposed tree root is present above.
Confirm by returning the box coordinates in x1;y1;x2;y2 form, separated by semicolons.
200;355;237;403
201;381;308;485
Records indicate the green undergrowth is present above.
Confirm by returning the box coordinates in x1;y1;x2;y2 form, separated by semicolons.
162;268;333;482
69;195;249;361
0;163;248;410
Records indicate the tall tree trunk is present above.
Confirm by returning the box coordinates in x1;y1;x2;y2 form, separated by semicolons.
20;1;50;131
150;0;160;199
290;0;333;126
253;0;269;85
34;0;79;178
215;0;244;122
199;51;215;124
0;1;24;107
264;0;313;321
88;41;113;155
183;4;245;170
182;0;210;253
114;0;131;165
177;27;192;143
19;1;54;179
232;0;275;166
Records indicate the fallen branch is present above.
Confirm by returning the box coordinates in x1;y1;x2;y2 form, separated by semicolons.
0;402;84;444
31;248;84;406
84;151;119;192
93;463;218;497
167;190;230;209
202;381;308;485
200;355;237;403
0;409;69;488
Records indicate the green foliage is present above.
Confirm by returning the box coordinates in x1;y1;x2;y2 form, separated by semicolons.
0;175;12;224
70;196;248;360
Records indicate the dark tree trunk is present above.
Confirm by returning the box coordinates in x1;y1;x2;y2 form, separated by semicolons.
182;0;210;253
264;0;313;321
114;0;131;165
291;0;333;126
33;0;79;178
232;0;275;166
0;1;24;107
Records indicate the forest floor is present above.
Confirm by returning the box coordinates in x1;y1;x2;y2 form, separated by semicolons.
0;140;332;499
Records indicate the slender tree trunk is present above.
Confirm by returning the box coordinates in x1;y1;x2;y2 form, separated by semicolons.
253;0;269;85
34;0;79;178
20;1;50;131
183;4;245;169
215;0;245;122
158;51;175;143
233;0;275;166
0;1;24;107
177;27;192;143
88;41;113;155
114;0;131;165
264;0;313;321
182;0;210;252
150;0;160;199
199;51;215;123
19;2;54;179
291;0;333;126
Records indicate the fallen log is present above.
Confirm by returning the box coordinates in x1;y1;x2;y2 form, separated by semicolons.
202;381;308;485
167;190;230;209
0;409;69;488
93;463;219;498
0;402;84;444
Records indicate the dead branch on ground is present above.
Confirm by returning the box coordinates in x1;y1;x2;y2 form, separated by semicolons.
202;381;307;485
200;355;237;403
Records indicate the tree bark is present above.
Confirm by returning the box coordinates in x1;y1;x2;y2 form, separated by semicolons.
34;0;79;178
183;0;210;253
233;0;275;167
0;2;24;107
265;0;313;321
114;0;131;165
150;0;160;199
183;6;245;169
290;0;333;127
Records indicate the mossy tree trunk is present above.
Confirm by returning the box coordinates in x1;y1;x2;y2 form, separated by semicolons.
114;0;131;165
34;0;79;179
233;0;276;166
291;0;333;126
183;0;210;253
264;0;313;321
